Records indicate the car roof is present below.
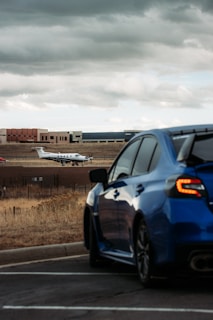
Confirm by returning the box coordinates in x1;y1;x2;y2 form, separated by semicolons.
133;124;213;141
162;124;213;137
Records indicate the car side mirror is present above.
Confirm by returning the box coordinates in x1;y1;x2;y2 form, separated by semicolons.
89;168;108;186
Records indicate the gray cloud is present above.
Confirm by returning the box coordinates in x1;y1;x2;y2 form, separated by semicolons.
0;0;213;121
0;1;211;28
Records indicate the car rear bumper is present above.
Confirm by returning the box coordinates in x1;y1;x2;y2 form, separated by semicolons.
176;244;213;273
152;198;213;268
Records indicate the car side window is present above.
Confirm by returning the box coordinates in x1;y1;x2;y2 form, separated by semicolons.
108;138;142;183
149;143;160;171
132;136;159;176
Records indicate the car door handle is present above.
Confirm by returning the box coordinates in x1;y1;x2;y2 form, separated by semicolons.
136;184;144;196
113;189;120;199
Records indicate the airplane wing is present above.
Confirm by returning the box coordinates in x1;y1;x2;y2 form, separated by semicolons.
40;156;73;166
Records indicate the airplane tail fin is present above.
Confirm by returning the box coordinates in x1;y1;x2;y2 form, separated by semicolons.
32;147;45;158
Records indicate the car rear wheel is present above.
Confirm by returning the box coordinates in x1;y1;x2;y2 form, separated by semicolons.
89;216;100;267
136;220;153;287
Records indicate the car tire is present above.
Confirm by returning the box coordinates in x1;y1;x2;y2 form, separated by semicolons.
89;216;100;267
135;219;153;287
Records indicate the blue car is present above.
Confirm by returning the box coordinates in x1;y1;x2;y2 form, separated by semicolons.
83;124;213;286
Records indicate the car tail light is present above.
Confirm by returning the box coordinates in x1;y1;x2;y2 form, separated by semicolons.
176;178;205;198
166;175;206;198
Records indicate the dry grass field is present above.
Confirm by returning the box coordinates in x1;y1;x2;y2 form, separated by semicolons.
0;190;86;250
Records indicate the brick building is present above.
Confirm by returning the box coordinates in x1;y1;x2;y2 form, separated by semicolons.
6;128;48;143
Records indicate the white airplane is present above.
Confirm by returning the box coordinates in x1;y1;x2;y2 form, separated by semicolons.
33;147;93;166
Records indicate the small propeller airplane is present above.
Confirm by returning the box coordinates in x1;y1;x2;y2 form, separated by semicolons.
33;147;93;166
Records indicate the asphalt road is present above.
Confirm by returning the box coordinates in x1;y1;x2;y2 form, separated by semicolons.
1;254;213;320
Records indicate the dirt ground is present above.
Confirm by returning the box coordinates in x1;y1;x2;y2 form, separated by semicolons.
0;141;125;162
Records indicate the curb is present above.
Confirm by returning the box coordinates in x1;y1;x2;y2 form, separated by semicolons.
0;242;88;265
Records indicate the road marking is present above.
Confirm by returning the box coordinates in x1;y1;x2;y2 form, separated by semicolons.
0;271;136;276
2;305;213;314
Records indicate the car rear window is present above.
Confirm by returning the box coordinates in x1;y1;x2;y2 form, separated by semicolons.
192;136;213;162
173;134;213;164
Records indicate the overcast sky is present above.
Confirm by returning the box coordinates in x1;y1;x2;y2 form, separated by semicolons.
0;0;213;132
